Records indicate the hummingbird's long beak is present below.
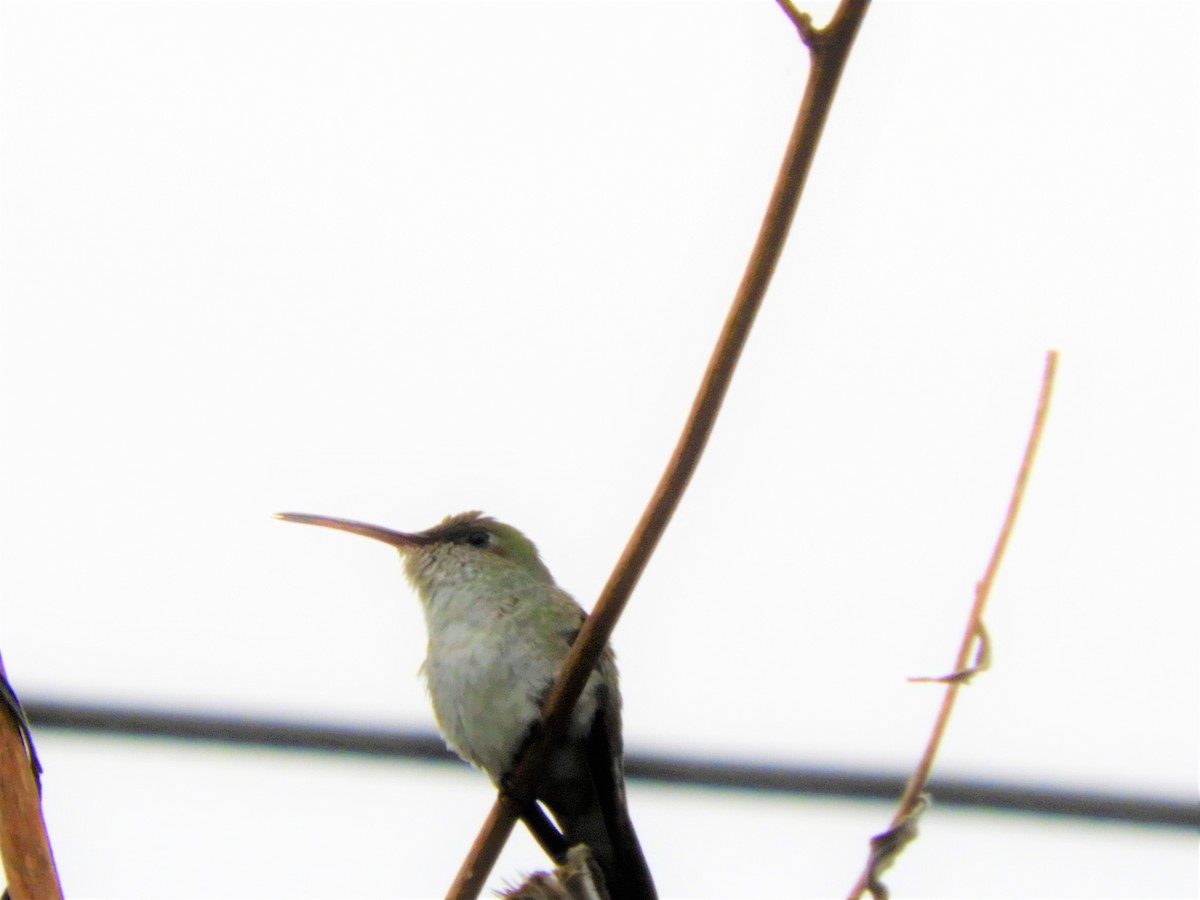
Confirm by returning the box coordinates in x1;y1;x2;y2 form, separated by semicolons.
275;513;429;548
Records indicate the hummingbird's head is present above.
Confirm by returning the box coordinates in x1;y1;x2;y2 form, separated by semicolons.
400;511;554;593
275;509;554;597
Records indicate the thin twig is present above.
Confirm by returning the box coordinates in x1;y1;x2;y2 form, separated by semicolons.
848;350;1060;900
446;2;872;897
0;652;63;900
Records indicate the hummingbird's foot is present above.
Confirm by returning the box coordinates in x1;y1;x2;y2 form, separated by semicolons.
498;717;548;805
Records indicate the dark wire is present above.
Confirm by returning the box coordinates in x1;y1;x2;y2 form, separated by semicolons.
22;697;1199;831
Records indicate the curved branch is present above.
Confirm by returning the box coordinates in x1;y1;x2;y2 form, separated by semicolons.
446;2;872;897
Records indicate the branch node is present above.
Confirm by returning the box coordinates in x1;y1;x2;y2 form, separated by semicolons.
776;1;825;48
864;795;929;900
907;621;992;686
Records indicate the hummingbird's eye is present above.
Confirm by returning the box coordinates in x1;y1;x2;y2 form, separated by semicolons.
465;529;491;548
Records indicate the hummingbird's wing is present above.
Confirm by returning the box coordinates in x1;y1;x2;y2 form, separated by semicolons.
538;662;657;899
582;681;657;899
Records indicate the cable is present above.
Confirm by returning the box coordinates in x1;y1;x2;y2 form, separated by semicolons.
23;697;1198;830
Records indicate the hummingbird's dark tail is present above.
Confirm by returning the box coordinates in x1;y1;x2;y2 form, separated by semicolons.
539;706;657;899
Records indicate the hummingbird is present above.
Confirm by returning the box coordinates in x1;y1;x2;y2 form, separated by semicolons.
277;510;656;899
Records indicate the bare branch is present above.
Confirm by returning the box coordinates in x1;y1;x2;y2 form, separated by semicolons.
847;350;1060;899
0;652;63;900
447;2;873;897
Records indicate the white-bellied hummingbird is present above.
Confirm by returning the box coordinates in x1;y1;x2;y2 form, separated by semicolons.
277;510;656;898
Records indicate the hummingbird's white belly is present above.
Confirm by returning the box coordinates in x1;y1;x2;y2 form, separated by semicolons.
420;581;602;780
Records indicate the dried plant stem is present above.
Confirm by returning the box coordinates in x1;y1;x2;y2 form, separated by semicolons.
0;652;62;900
446;3;871;897
847;350;1060;900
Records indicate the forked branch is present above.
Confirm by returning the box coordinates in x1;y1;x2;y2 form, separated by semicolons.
447;1;872;897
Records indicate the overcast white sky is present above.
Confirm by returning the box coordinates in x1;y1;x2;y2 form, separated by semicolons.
1;1;1197;897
